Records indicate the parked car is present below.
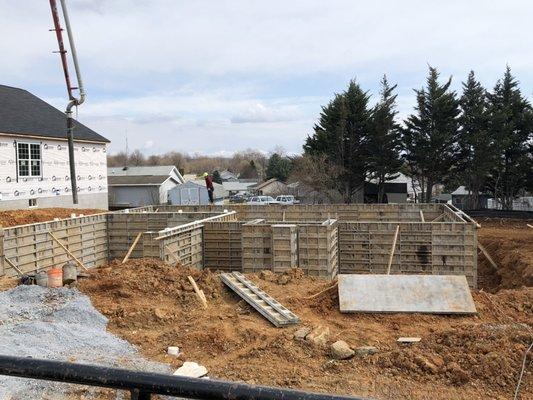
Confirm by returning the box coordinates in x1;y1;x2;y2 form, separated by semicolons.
247;196;279;205
229;194;248;203
275;195;300;205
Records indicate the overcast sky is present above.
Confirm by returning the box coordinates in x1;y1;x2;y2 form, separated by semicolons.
1;0;532;155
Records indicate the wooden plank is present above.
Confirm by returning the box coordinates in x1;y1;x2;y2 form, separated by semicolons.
165;244;180;264
431;214;445;222
386;225;400;275
4;256;24;276
122;232;143;264
49;231;88;271
419;210;425;222
477;241;498;270
187;276;208;309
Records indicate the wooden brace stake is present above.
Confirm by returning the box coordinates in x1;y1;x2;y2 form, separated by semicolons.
4;256;24;277
478;241;498;271
419;210;425;222
305;281;338;300
188;276;208;309
431;214;444;222
164;245;180;266
122;232;143;264
387;225;400;275
49;231;88;271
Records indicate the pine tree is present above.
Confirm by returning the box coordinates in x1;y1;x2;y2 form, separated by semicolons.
485;67;533;210
266;153;292;182
402;67;461;202
368;75;403;203
212;170;222;184
304;80;372;203
458;71;494;209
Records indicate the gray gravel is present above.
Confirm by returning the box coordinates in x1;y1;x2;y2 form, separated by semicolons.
0;285;171;399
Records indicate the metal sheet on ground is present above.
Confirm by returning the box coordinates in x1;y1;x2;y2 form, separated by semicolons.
338;274;477;314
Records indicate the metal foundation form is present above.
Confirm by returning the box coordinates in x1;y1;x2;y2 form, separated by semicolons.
0;204;478;287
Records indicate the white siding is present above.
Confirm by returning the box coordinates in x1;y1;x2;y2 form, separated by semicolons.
0;134;107;203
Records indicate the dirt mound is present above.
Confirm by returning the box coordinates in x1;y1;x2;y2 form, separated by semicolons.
477;218;533;292
0;208;105;227
78;260;533;399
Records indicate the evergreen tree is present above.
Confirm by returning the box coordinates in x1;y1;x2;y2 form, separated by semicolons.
304;80;372;203
485;67;533;210
239;160;259;179
458;71;494;209
266;153;292;182
402;67;461;202
212;170;222;184
368;75;403;203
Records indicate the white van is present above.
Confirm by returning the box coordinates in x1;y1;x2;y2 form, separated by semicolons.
247;196;279;205
275;195;299;205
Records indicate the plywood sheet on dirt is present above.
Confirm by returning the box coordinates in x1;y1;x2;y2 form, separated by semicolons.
338;274;477;314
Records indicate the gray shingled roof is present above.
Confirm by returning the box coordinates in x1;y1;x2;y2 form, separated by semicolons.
0;85;109;143
108;175;173;186
108;166;176;176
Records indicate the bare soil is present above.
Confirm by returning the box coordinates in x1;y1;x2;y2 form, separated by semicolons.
78;255;532;399
0;207;105;227
477;218;533;292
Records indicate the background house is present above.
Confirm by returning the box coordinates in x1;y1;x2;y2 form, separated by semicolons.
451;186;490;210
219;170;238;182
222;180;257;196
250;178;287;197
0;84;109;210
107;165;184;208
364;182;408;203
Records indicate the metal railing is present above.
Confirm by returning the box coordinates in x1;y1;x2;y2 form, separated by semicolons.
0;355;367;400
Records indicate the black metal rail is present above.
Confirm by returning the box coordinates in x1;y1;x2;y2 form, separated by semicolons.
0;355;367;400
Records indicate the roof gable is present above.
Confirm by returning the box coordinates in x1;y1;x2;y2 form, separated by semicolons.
0;85;109;143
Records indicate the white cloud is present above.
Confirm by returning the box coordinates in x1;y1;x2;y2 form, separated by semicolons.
2;0;533;154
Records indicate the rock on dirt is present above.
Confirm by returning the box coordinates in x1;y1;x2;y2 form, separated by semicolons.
330;340;355;360
355;346;379;357
293;326;311;340
306;325;330;346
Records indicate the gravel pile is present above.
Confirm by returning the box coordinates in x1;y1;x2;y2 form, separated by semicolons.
0;285;171;399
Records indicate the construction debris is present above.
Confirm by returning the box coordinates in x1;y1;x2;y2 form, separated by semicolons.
173;361;208;378
221;271;299;327
397;337;422;344
167;346;180;356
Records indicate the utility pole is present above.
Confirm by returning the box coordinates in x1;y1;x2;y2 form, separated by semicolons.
49;0;85;204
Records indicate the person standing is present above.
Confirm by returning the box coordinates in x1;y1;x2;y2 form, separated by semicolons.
203;172;214;204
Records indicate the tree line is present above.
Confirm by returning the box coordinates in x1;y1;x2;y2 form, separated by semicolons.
107;66;532;210
107;147;295;182
301;66;533;209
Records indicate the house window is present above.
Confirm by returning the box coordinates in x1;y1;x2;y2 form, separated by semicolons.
17;142;41;177
29;198;37;207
